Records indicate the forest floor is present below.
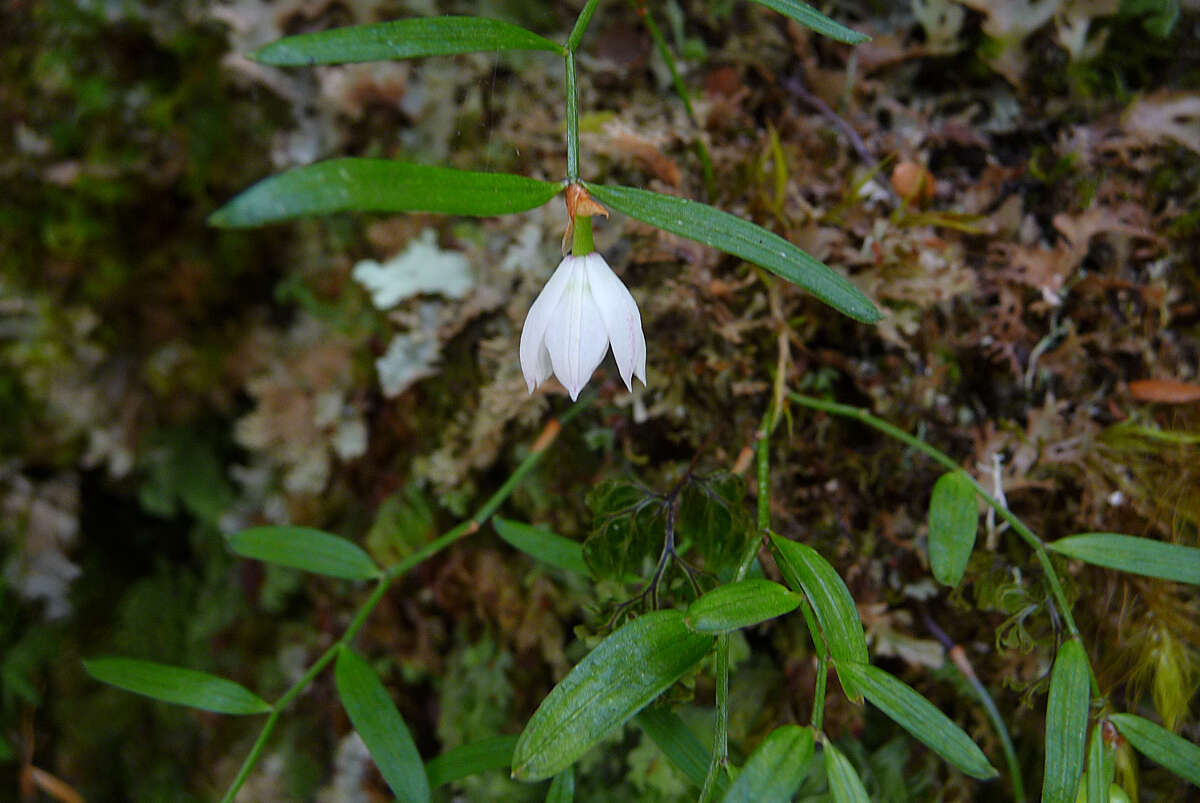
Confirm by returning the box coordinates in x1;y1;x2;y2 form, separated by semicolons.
2;1;1198;801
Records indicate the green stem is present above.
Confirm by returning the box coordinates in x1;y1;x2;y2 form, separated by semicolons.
699;404;780;801
567;0;603;52
787;393;1100;698
793;593;830;730
693;142;716;201
698;633;730;803
811;639;829;731
629;0;715;199
572;215;594;256
636;2;694;119
565;50;580;183
960;664;1026;802
755;405;777;535
563;0;602;184
218;402;587;803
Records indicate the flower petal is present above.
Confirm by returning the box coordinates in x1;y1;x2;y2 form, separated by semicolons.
544;259;609;400
584;253;646;391
533;341;553;389
520;257;574;392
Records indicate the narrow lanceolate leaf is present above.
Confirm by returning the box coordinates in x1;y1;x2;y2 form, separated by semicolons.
769;535;868;700
927;470;978;587
823;741;870;803
1043;639;1091;803
747;0;869;44
210;160;565;228
684;579;801;634
635;708;730;796
584;183;881;324
1047;533;1200;585
425;735;518;790
83;658;271;715
1086;723;1116;803
494;518;590;577
1110;713;1200;787
545;767;575;803
335;649;430;803
721;725;815;803
836;662;997;780
227;526;380;580
252;16;564;66
512;610;714;781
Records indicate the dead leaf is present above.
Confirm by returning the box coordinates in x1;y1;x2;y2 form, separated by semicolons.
23;766;85;803
1122;91;1200;154
958;0;1060;83
995;203;1160;302
591;120;682;187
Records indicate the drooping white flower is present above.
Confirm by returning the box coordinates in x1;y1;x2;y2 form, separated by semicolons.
520;252;647;400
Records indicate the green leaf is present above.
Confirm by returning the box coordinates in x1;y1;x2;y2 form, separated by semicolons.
678;472;755;575
823;741;870;803
137;429;235;525
927;470;978;587
494;518;590;577
721;724;815;803
425;735;518;790
836;662;997;780
227;526;381;580
512;610;714;781
1046;533;1200;585
335;648;430;803
83;658;271;715
1043;639;1090;803
545;767;575;803
211;160;565;228
252;16;564;65
769;535;868;700
1086;723;1116;803
685;579;801;634
584;183;881;324
1110;713;1200;787
1121;0;1179;38
367;485;436;568
582;480;664;581
635;707;729;795
747;0;870;44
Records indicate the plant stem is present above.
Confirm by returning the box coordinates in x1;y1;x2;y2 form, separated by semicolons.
563;0;602;183
565;51;580;183
699;403;781;802
787;392;1100;698
629;0;715;198
963;662;1025;801
811;640;829;730
572;215;594;256
755;407;777;535
698;633;730;803
218;403;585;803
567;0;603;52
791;592;830;730
922;615;1025;800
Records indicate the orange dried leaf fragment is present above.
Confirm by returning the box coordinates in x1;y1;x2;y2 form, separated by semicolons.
1128;379;1200;404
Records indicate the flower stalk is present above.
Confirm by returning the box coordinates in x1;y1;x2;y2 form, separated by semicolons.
572;214;594;256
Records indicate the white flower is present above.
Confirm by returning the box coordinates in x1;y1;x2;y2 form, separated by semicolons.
520;252;647;400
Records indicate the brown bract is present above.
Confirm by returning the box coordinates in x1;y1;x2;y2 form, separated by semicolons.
564;183;609;222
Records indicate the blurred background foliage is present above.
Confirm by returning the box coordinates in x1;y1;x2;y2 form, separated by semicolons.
2;0;1198;800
